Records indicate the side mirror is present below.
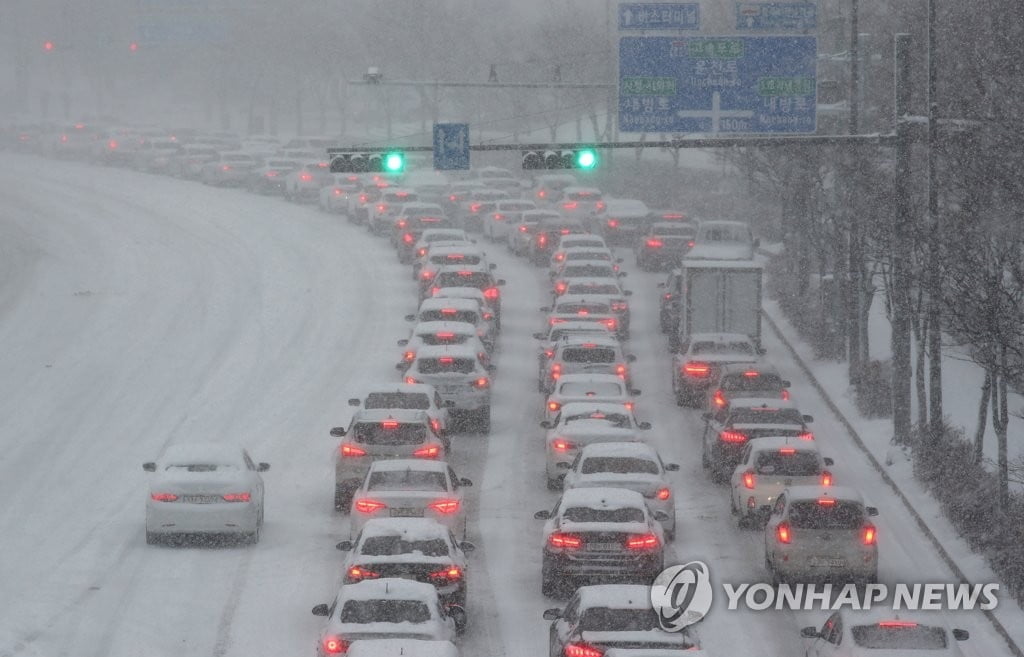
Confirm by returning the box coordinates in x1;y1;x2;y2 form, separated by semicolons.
459;478;473;487
458;540;476;552
800;626;819;639
404;314;416;322
539;306;551;313
952;629;969;641
257;463;270;472
142;462;156;472
312;604;330;617
447;605;468;634
783;380;791;388
630;388;642;395
486;364;497;373
556;462;571;469
757;347;767;355
664;463;680;472
653;510;670;522
802;415;814;423
638;421;652;430
395;363;406;370
397;339;409;346
657;282;666;288
336;540;353;551
348;398;361;407
866;506;879;516
702;412;713;421
330;427;347;437
540;421;552;429
823;457;834;466
626;354;637;363
534;510;551;519
496;279;506;286
542;608;563;620
533;332;546;340
489;263;497;270
624;290;633;296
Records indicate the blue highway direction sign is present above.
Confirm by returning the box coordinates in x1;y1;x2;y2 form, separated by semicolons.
433;123;470;170
618;36;817;134
736;3;817;31
618;3;700;30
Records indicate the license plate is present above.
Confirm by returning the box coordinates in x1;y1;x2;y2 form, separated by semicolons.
809;557;847;568
390;508;424;518
784;479;793;486
440;385;463;394
587;542;621;552
182;495;219;504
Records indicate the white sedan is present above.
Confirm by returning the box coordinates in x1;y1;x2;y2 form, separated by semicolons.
347;639;459;657
541;402;650;489
543;373;639;423
143;443;269;545
801;609;970;656
348;460;472;539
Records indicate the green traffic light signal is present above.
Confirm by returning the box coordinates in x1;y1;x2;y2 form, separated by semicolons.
384;151;405;173
575;149;597;169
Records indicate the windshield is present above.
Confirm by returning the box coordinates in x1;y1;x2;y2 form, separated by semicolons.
564;265;614;278
722;373;785;391
564;412;631;428
788;501;865;529
561;347;617;363
351;423;427;445
364;393;430;410
567;284;620;295
851;624;948;649
417;358;477;374
434;272;492;289
421;310;479;324
359;537;450;557
430;254;482;266
367;469;448;491
562;506;645;523
728;408;804;425
164;463;238;472
339;600;431;624
580;608;658;632
755;451;820;476
581;457;659;475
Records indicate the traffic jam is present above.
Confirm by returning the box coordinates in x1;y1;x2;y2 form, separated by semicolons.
0;123;984;656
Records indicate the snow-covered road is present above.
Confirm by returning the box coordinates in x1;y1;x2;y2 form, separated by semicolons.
0;153;1018;657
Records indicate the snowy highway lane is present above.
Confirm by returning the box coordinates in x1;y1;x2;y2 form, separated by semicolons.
0;153;1018;657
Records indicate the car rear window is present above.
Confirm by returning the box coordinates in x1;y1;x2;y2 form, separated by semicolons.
567;191;602;201
580;608;658;632
418;332;471;346
564;411;631;428
563;265;615;278
500;202;535;211
566;251;611;261
559;382;624;396
722;373;785;391
562;506;644;523
556;303;612;315
567;284;620;295
430;254;482;266
700;225;750;242
364;393;430;410
421;310;479;324
340;600;431;624
424;231;464;243
728;408;804;425
417;358;477;374
434;272;492;289
359;536;450;557
654;225;696;237
691;341;756;355
562;347;617;363
351;423;427;445
755;451;820;476
581;457;659;475
385;192;418;202
367;470;448;491
562;238;605;248
851;624;948;649
409;216;452;228
165;463;239;472
787;501;865;529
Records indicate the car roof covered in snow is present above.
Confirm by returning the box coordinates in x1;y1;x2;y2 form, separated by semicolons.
576;584;656;610
559;487;646;511
367;459;449;474
433;262;492;275
352;409;432;424
579;442;659;460
556;335;621;350
431;288;486;301
727;397;800;411
347;639;459;657
160;443;244;465
359;517;454;542
419;297;479;312
361;383;437;396
336;577;438;602
414;343;482;360
412;321;477;336
785;485;864;504
555;373;628;388
749;436;821;452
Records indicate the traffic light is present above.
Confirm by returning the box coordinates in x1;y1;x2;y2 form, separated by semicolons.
521;148;598;170
43;41;55;52
329;151;406;173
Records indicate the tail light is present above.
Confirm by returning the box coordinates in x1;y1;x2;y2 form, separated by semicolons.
354;499;387;513
544;349;555;358
879;620;917;628
404;376;419;384
322;636;349;654
469;203;482;212
552;438;575;451
222;492;251;502
427;499;460;514
781;389;790;401
744;370;761;377
607;219;619;229
538;234;548;247
862;523;877;545
381;420;400;429
615;364;627;378
776;522;791;544
493;213;504;221
430;418;442;433
554;252;565;262
683;362;710;377
560;228;571;235
340;444;367;457
473;377;490;388
646;238;663;248
519;224;529;232
449;194;457;201
625;533;660;550
413;445;441;459
404;351;415;361
346;566;380;582
779;447;796;454
563;201;579;210
397;219;407;228
743;470;756;489
377;204;386;212
402;233;414;244
821;470;833;486
713;389;726;407
623;401;634;411
548;401;561;412
719;430;748;443
267;171;279;178
538;190;546;198
595;201;606;211
663;292;673;300
299;172;313;182
359;194;368;203
817;498;836;506
611;302;628;312
564;644;601;657
60;134;68;143
150;493;178;502
688;240;696;248
108;139;118;149
482;312;494;320
655;487;671;500
554;282;567;295
418;247;428;256
421;270;435;280
548;532;582;549
483;287;500;300
221;165;231;171
436;332;455;340
550;363;562;380
600;318;617;330
798;432;814;441
428;566;463;581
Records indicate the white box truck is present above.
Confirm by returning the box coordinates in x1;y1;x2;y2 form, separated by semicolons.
674;259;763;351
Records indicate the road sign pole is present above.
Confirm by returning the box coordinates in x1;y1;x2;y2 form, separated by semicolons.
891;33;914;445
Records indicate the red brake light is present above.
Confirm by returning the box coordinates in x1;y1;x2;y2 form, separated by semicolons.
817;498;836;506
430;287;441;296
607;219;619;229
552;438;575;451
862;523;877;545
404;351;416;361
418;247;428;256
469;203;482;212
340;444;367;457
421;270;435;280
482;287;500;301
548;532;582;549
821;470;833;486
564;644;602;657
519;225;529;232
430;418;441;433
683;362;710;377
381;420;399;429
878;620;916;628
108;139;118;149
625;533;659;550
267;171;279;178
744;370;761;377
150;493;178;502
397;219;408;228
720;430;747;443
322;636;349;654
439;357;454;364
655;487;671;501
776;522;791;544
222;492;251;502
428;566;463;580
547;401;561;412
413;445;441;459
403;233;414;244
600;318;617;330
427;499;460;514
538;234;548;246
457;270;473;277
615;364;627;378
221;165;231;171
346;566;380;581
623;401;634;411
742;470;756;489
436;332;455;339
538;189;546;198
611;302;628;312
713;389;726;407
663;213;685;219
359;194;368;202
779;447;796;455
595;201;606;210
688;240;696;247
493;214;504;221
560;228;571;235
299;172;313;182
798;432;814;441
474;377;489;388
354;499;387;513
563;201;579;210
555;282;568;295
449;194;457;201
781;389;790;401
405;376;419;385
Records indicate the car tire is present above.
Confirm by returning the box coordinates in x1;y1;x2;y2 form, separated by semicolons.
335;485;352;513
546;474;562;491
146;531;159;546
664;527;675;542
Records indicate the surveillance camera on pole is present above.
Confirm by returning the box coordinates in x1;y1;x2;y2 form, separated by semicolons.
363;67;383;84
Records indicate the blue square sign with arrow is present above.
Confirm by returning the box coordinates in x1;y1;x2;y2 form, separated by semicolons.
433;123;470;170
618;36;817;135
